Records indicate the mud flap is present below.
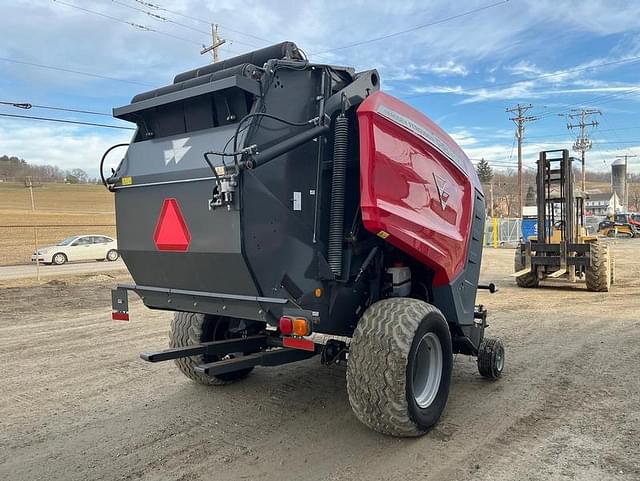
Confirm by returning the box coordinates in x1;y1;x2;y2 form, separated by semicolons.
111;287;129;321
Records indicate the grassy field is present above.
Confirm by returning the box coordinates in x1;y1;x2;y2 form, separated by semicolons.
0;182;115;265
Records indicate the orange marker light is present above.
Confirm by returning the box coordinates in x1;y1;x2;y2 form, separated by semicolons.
292;317;311;337
314;288;322;298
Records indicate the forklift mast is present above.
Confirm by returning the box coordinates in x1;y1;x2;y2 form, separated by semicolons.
536;149;584;245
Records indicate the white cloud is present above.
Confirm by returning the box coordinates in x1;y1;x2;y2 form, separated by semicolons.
410;61;469;77
449;129;479;147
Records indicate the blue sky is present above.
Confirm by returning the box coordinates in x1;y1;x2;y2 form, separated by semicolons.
1;0;639;176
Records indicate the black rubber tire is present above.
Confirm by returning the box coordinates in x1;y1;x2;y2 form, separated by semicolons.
169;312;254;386
106;249;119;261
514;250;538;288
347;298;453;437
52;252;67;265
585;242;611;292
477;336;504;379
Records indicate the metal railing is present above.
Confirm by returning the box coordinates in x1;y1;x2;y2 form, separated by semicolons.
484;218;522;248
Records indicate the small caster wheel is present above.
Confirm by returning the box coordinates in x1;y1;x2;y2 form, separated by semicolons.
477;336;504;379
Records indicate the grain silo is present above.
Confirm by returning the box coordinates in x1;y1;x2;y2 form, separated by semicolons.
611;158;627;210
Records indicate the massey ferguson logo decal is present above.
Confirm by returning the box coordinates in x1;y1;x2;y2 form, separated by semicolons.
164;137;191;165
433;173;450;210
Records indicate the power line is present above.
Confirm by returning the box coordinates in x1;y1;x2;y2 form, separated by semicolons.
525;140;640;145
0;100;110;117
130;0;274;45
311;0;510;55
0;57;153;86
53;0;203;46
108;0;247;54
536;86;640;119
507;133;516;162
109;0;210;35
0;112;135;130
527;125;640;139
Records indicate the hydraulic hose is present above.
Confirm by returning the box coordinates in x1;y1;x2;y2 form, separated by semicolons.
100;143;129;191
327;114;349;277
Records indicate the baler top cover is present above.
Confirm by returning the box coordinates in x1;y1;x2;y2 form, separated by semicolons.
357;91;481;286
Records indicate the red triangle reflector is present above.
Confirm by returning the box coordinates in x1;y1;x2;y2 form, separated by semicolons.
154;198;191;252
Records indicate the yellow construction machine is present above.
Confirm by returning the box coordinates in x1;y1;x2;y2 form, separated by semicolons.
514;150;613;291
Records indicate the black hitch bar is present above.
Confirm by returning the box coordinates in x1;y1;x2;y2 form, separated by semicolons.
140;335;270;362
477;282;498;293
195;348;316;377
140;334;317;377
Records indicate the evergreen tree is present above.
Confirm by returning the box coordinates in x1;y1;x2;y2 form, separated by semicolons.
476;158;493;183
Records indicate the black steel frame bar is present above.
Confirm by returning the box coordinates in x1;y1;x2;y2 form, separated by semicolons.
194;348;316;376
140;335;271;362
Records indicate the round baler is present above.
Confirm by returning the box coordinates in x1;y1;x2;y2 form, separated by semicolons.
105;41;503;437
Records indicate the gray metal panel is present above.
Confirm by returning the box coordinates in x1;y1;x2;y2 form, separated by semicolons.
241;66;325;301
432;189;485;326
115;125;240;178
111;287;128;312
113;75;260;118
115;178;258;295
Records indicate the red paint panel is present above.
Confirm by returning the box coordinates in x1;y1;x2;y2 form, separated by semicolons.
112;311;130;321
153;198;191;252
357;91;480;286
283;337;316;352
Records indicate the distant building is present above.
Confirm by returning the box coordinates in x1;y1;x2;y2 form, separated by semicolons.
585;192;621;215
522;206;537;218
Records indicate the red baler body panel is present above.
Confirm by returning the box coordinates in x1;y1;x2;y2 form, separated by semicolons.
357;91;481;286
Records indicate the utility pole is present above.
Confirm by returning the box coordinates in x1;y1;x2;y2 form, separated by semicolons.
565;108;601;193
25;176;35;211
200;24;226;63
615;154;637;209
24;176;39;280
506;103;537;217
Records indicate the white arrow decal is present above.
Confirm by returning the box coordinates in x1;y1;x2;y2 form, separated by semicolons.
164;137;191;165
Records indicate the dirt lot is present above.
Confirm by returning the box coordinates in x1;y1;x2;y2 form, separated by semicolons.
1;242;639;481
0;182;115;265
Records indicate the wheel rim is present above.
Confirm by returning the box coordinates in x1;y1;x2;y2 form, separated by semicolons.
108;251;117;260
54;254;64;264
495;346;504;372
412;332;443;408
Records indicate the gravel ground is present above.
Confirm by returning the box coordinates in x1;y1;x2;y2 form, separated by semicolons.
0;241;638;481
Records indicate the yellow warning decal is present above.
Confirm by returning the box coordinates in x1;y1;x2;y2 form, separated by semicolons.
377;230;390;239
215;166;225;176
121;176;133;185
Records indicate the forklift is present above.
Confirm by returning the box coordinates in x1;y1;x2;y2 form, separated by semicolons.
514;149;613;291
598;213;638;238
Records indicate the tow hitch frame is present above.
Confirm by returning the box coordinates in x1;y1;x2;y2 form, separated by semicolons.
140;334;318;378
